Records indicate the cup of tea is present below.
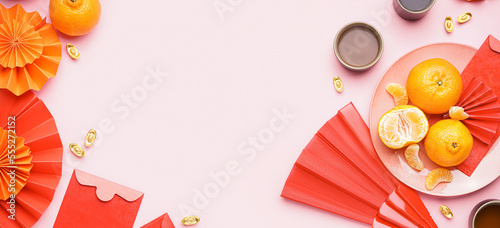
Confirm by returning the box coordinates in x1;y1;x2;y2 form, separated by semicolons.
469;199;500;228
393;0;436;20
333;22;384;71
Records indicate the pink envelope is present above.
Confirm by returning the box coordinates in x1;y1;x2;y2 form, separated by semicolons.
54;169;144;227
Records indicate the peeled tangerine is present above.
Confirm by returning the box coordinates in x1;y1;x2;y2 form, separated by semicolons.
378;105;429;149
426;168;453;190
405;144;424;171
449;106;469;120
386;83;408;106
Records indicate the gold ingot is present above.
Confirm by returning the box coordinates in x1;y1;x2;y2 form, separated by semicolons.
85;129;97;147
445;17;453;33
182;215;200;225
333;76;343;92
70;143;85;157
457;12;472;23
440;205;453;219
66;43;80;59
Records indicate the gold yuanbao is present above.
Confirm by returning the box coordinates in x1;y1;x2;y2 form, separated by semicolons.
445;17;453;32
333;76;343;92
182;216;200;225
85;129;97;147
70;143;85;157
66;43;80;59
440;205;454;219
457;12;472;23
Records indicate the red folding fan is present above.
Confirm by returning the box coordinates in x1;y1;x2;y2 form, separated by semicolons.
0;89;62;227
281;103;437;228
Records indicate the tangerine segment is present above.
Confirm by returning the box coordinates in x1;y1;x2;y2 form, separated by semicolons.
386;83;408;106
378;105;429;149
405;144;424;171
425;168;453;191
449;106;469;120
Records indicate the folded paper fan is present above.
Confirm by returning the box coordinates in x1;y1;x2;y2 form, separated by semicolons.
0;89;62;227
0;128;33;200
452;77;500;176
281;103;437;228
0;4;61;96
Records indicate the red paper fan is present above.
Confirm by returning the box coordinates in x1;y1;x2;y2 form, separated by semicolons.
452;77;500;176
0;89;62;227
0;4;62;96
0;128;33;200
456;77;500;144
281;103;437;228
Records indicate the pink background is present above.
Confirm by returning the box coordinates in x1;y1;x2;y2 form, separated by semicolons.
4;0;500;227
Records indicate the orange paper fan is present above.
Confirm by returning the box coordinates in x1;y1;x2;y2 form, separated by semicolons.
0;4;61;96
0;89;62;227
0;128;33;200
281;103;437;228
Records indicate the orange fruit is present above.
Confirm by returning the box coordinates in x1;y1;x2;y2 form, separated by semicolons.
424;119;473;167
49;0;101;36
425;168;453;190
378;105;429;149
406;58;463;114
386;83;408;106
449;106;469;120
405;144;423;171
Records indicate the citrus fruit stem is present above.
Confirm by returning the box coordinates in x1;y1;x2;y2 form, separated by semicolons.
437;80;443;86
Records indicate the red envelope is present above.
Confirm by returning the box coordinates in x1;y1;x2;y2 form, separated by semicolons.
455;35;500;176
54;169;144;228
140;213;175;228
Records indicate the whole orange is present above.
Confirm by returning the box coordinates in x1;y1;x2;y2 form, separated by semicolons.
49;0;101;36
424;119;473;167
406;58;462;114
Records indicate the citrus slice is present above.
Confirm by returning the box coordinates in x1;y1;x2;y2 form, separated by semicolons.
378;105;429;149
405;144;424;171
449;106;469;120
425;168;453;190
386;83;408;106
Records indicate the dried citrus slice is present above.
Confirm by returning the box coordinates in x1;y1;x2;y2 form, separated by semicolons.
378;105;429;149
425;168;453;190
449;106;469;120
386;83;408;106
405;144;424;171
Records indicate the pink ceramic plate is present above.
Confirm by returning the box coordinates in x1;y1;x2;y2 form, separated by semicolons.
369;43;500;196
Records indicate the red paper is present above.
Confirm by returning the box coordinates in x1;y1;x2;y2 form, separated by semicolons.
457;35;500;176
0;90;62;228
429;36;500;176
141;213;175;228
281;103;437;228
54;169;144;228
